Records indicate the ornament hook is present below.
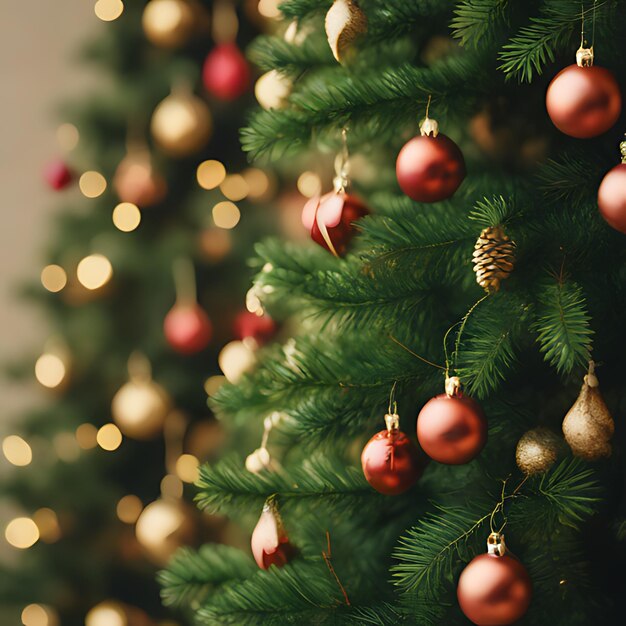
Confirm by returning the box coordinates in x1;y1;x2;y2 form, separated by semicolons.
333;127;351;193
419;95;439;137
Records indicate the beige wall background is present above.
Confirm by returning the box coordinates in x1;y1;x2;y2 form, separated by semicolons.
1;2;97;423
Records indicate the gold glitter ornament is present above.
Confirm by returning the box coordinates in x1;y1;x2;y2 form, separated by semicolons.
515;427;562;475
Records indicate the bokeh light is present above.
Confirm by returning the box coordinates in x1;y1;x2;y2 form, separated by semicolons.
94;0;124;22
33;508;61;543
112;202;141;232
297;171;322;198
56;123;80;152
34;353;66;389
5;517;40;549
53;432;81;462
258;0;281;19
2;435;32;466
175;454;200;483
212;201;240;229
220;174;249;201
77;254;113;290
116;495;143;524
203;375;226;397
160;474;184;499
242;168;270;199
197;160;226;190
41;265;67;293
75;423;98;450
97;424;123;451
218;340;256;383
85;602;127;626
79;171;107;198
21;604;59;626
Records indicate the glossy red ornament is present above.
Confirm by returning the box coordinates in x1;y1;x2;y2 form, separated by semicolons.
546;64;621;138
233;310;277;346
458;534;532;626
251;499;295;569
361;414;423;495
416;378;487;464
164;304;212;354
302;191;369;256
202;43;250;101
44;160;72;190
396;133;465;202
598;163;626;234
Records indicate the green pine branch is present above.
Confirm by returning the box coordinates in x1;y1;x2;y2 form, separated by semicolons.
451;0;510;47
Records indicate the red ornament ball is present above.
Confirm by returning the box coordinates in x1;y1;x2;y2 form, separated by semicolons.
113;152;167;208
417;392;487;464
396;134;466;203
301;191;369;256
233;310;276;346
164;303;212;354
251;501;295;570
361;423;423;495
44;160;72;190
546;64;622;138
598;163;626;234
202;43;250;101
457;553;532;626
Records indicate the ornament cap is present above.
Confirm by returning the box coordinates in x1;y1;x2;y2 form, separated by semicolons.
445;376;461;397
487;532;506;556
576;45;594;67
384;413;400;432
419;116;439;137
584;360;599;388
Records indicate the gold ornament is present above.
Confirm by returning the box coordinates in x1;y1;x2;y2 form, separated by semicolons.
325;0;368;63
255;70;292;110
135;498;196;565
142;0;197;48
472;225;516;293
515;427;562;475
562;361;614;460
150;90;212;157
113;148;167;207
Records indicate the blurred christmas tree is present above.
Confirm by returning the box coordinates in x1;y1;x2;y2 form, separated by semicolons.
161;1;626;625
0;1;298;624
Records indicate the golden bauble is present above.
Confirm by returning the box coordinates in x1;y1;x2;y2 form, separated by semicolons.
113;150;167;207
255;70;292;110
562;363;614;460
135;498;195;565
515;427;561;475
151;92;212;157
142;0;196;48
111;380;171;440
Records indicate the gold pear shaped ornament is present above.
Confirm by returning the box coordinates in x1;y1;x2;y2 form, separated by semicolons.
562;362;614;461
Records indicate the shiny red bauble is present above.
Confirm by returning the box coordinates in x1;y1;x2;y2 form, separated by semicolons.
302;191;369;256
396;134;466;202
202;43;250;101
164;303;212;354
44;160;72;190
417;393;487;464
233;310;277;346
598;163;626;234
457;553;532;626
546;64;621;138
361;425;423;495
251;501;295;570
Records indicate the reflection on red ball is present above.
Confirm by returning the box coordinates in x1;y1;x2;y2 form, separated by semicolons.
546;64;621;138
396;134;465;203
202;43;250;101
417;393;487;464
301;191;369;256
164;304;212;354
233;310;276;345
598;163;626;234
457;553;532;626
44;160;72;190
361;428;423;495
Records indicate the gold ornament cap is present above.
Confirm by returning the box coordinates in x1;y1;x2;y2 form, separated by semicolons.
487;532;506;556
384;413;400;432
576;45;594;67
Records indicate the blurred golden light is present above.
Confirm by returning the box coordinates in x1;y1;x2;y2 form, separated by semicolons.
75;423;98;450
117;495;143;524
220;174;249;201
255;70;292;111
41;265;67;293
199;228;232;262
85;602;127;626
160;474;184;499
33;508;61;543
2;435;32;466
21;604;59;626
95;0;124;22
77;254;113;290
34;354;66;389
297;171;322;198
112;202;141;232
197;160;226;190
203;375;226;397
245;286;264;315
5;517;39;549
79;171;107;198
135;499;185;554
242;168;270;199
212;201;240;229
175;454;200;483
53;432;81;462
218;340;256;383
97;423;123;451
258;0;281;19
56;123;80;152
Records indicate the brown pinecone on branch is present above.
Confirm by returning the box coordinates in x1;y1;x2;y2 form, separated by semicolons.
472;225;516;293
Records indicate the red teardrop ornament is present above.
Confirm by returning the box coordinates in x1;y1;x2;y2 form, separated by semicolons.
233;310;277;346
251;500;295;569
164;303;212;354
202;43;250;101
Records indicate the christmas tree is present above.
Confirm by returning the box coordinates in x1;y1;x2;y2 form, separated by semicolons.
161;1;626;624
0;2;288;624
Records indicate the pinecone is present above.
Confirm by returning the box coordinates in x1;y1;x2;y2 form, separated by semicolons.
472;225;516;293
